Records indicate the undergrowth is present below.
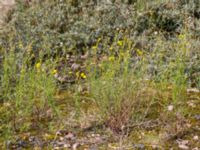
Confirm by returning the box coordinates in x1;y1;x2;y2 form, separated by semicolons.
0;0;199;149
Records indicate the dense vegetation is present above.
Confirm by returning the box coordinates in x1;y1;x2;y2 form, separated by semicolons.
0;0;199;149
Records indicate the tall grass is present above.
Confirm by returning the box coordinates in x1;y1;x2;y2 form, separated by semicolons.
73;31;192;133
0;1;199;149
0;42;58;141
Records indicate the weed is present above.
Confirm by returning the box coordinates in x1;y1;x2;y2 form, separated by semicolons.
0;42;58;141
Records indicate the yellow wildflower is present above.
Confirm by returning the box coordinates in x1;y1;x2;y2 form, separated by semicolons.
76;72;80;78
36;62;41;69
20;67;26;74
117;40;123;46
109;46;113;51
178;34;186;40
97;38;101;42
92;46;98;49
69;71;73;75
109;56;115;61
19;42;23;49
136;49;143;56
80;72;86;79
52;69;57;75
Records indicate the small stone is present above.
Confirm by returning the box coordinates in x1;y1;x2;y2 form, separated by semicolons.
89;145;98;150
133;143;145;149
96;134;100;137
54;73;59;78
194;115;200;120
72;143;80;150
177;140;189;150
178;144;189;150
186;123;191;128
63;144;70;148
187;101;195;108
65;132;76;140
168;105;174;111
59;137;64;141
193;135;199;141
71;63;80;71
187;88;199;93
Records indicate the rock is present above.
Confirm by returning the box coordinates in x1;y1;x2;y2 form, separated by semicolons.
65;132;76;140
177;140;189;150
187;88;200;93
193;135;199;141
72;143;80;150
194;115;200;121
133;143;145;149
71;63;80;71
178;144;189;150
167;105;174;111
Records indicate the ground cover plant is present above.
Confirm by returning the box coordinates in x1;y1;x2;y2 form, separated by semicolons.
0;0;199;149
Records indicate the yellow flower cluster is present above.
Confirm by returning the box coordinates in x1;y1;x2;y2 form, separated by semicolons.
76;72;87;79
80;72;87;79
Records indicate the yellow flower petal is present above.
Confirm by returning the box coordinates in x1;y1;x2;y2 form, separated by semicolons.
80;72;86;79
92;46;97;49
109;47;113;51
136;49;143;56
108;56;115;61
52;69;57;75
117;40;123;46
36;62;41;69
